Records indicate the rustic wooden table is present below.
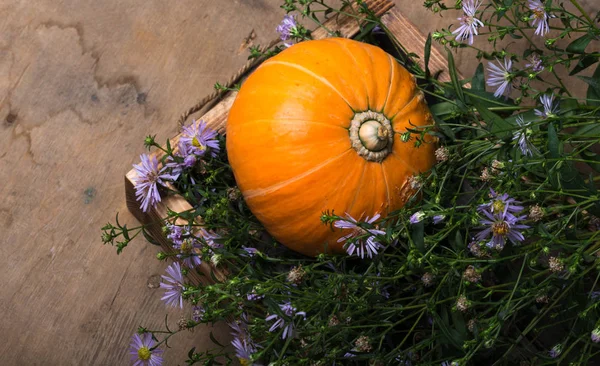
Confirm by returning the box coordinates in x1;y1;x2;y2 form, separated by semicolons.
1;0;597;364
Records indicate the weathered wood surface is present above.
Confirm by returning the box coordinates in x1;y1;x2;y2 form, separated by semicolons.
0;1;293;365
125;0;397;295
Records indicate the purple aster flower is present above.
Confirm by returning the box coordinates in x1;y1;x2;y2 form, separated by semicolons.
549;344;562;358
528;0;550;36
452;0;484;45
525;53;544;72
241;246;259;257
180;119;220;157
191;305;205;322
164;140;197;181
409;211;425;224
475;206;529;251
334;213;385;259
266;301;306;339
343;352;356;358
247;289;264;301
228;315;261;365
534;94;559;119
159;262;185;308
132;154;175;212
512;115;539;157
198;228;221;253
276;14;297;47
592;329;600;343
165;223;186;246
433;215;446;224
487;58;513;98
129;333;163;366
478;189;525;216
174;238;202;268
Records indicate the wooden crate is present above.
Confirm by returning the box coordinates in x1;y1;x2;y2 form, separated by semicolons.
125;0;454;286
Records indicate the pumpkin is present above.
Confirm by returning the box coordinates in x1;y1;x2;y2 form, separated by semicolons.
226;37;436;256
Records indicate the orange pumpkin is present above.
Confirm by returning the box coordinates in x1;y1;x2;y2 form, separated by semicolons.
226;37;436;256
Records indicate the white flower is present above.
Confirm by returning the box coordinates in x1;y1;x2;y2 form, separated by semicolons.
452;0;484;45
512;115;539;157
486;58;513;98
534;93;559;119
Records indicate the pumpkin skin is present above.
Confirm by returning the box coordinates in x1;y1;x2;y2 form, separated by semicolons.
226;37;436;256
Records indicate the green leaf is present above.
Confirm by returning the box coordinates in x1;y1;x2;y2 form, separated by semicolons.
576;123;600;137
566;33;594;54
411;221;425;254
547;122;560;159
209;331;225;347
580;63;600;106
569;55;598;75
471;63;486;91
424;33;432;78
471;98;513;139
447;49;465;102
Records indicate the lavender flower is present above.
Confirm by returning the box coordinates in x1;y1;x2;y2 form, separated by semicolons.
592;328;600;343
164;140;197;180
191;305;205;322
229;315;260;365
159;262;185;308
266;301;306;339
132;154;175;212
478;189;525;216
475;206;529;250
433;215;446;224
180;119;220;157
165;223;186;246
528;0;550;36
512;115;539;156
334;213;385;259
452;0;483;45
241;246;259;257
129;333;163;366
276;14;297;47
525;53;544;72
549;344;562;358
409;211;425;224
534;94;559;119
487;58;513;98
247;289;264;301
174;238;202;268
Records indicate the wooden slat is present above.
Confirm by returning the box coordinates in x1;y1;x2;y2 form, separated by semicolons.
125;0;397;285
382;7;464;83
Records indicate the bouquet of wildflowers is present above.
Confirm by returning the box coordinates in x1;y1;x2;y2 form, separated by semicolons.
102;0;600;364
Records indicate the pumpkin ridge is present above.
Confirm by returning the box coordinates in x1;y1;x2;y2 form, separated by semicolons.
265;60;355;112
243;148;354;199
390;149;419;174
229;118;349;131
380;163;392;211
327;38;371;110
345;160;369;215
382;54;395;114
389;89;421;122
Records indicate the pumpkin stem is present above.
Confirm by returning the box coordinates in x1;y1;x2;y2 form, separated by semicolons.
349;111;393;162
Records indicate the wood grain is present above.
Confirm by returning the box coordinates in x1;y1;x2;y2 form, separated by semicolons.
382;7;459;83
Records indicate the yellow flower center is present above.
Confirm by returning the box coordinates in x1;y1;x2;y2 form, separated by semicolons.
492;221;509;236
533;9;545;19
191;137;206;150
180;239;192;253
137;347;151;361
492;200;505;212
239;358;251;366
